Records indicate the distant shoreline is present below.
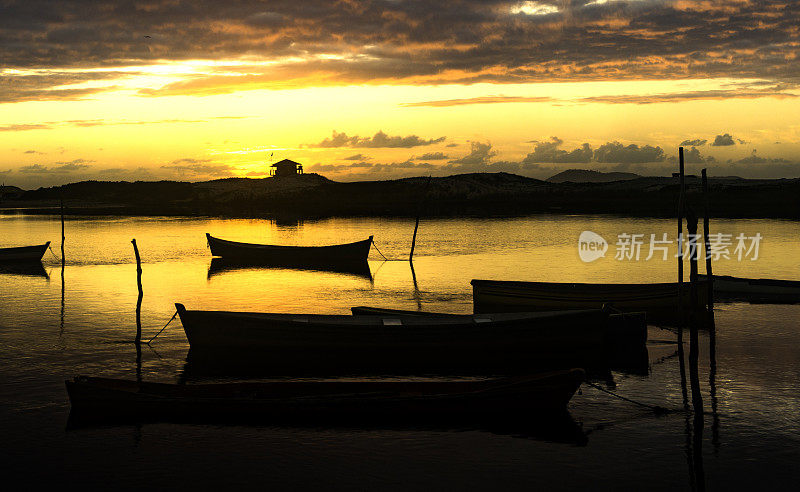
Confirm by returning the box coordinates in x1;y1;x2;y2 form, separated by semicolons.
2;172;798;220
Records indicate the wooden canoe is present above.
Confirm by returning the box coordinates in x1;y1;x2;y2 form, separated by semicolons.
471;279;708;317
175;303;610;356
206;233;373;266
351;306;647;347
66;369;585;420
0;241;50;262
699;274;800;303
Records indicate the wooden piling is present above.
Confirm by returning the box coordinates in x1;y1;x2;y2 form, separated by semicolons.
409;176;432;262
686;209;704;409
132;239;143;344
677;147;686;343
701;169;714;311
60;198;65;268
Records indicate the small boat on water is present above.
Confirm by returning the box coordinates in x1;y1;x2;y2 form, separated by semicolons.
350;306;647;347
66;369;585;420
699;274;800;304
175;303;610;356
471;280;708;318
206;233;373;266
0;241;50;262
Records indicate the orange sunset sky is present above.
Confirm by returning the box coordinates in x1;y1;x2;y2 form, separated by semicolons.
2;0;799;188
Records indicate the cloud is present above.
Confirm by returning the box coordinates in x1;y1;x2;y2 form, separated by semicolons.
593;142;666;164
680;139;707;147
17;159;93;174
0;124;52;132
681;147;715;164
578;88;799;105
522;137;593;164
402;96;556;107
712;134;737;146
342;153;370;161
3;0;796;96
161;158;234;177
308;131;445;148
448;141;497;166
415;152;448;160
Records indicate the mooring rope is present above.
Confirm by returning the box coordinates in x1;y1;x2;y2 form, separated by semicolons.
371;240;402;261
583;380;674;414
48;245;61;262
145;310;178;344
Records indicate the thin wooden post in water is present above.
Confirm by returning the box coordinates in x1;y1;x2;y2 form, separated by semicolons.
60;197;66;334
60;198;65;268
686;209;704;406
677;147;686;345
132;239;143;344
409;176;432;262
701;169;714;311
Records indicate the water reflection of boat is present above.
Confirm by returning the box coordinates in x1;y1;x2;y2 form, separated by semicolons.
699;274;800;304
206;233;373;266
207;257;373;281
175;303;609;355
0;261;49;278
0;241;50;262
350;306;647;347
66;369;585;420
66;402;588;445
471;280;708;318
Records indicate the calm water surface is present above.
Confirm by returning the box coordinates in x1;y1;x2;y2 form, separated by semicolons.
1;214;799;489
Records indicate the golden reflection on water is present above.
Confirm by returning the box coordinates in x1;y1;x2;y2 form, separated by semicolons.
2;215;799;320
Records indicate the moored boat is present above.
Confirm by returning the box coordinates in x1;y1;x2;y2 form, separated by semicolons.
206;233;373;266
471;279;708;318
699;274;800;304
175;303;610;357
0;241;50;262
351;306;647;347
66;369;585;420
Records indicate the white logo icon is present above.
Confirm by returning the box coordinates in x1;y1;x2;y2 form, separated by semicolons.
578;231;608;262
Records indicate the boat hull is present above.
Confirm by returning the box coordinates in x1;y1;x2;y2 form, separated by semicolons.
700;274;800;304
471;279;708;318
176;304;609;358
66;370;585;420
350;306;647;347
0;241;50;262
206;233;372;266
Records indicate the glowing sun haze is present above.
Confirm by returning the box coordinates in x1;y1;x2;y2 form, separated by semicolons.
1;0;799;187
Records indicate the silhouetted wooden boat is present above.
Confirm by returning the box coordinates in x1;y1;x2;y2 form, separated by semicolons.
206;233;373;266
699;274;800;303
207;257;372;281
66;369;585;419
0;241;50;262
351;306;647;347
471;280;708;317
175;303;609;355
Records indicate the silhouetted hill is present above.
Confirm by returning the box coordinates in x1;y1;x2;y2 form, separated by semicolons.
547;169;642;183
5;172;800;219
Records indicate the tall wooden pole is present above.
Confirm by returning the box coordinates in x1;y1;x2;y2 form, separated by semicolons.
686;210;703;404
60;198;65;268
409;176;432;262
132;239;143;344
701;169;714;311
60;198;66;334
677;148;686;341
